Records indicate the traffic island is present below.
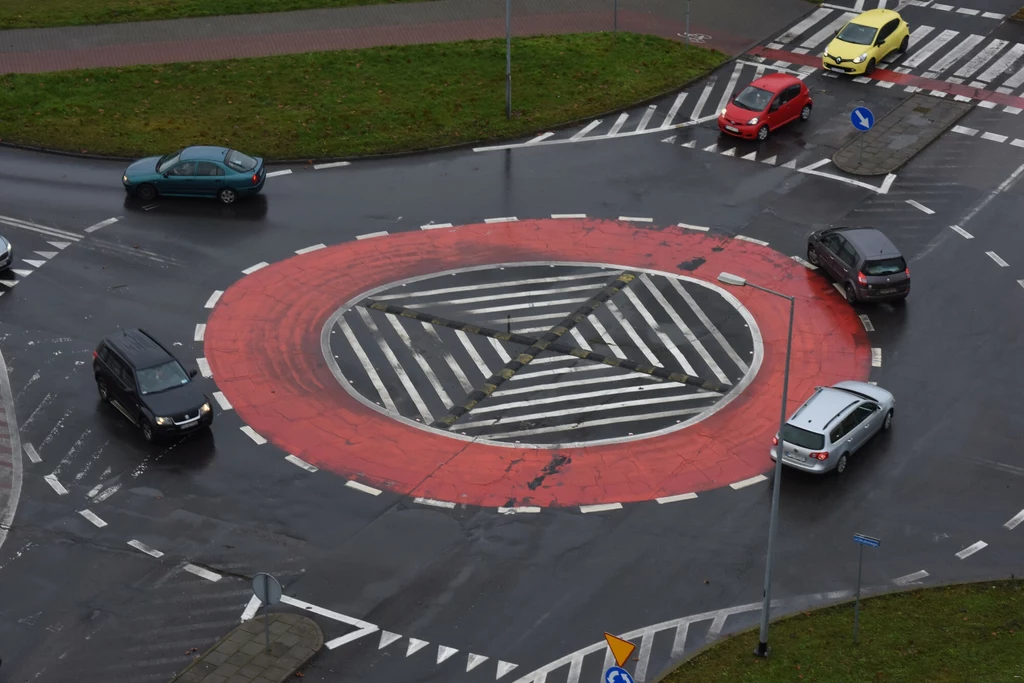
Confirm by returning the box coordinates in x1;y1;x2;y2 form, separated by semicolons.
832;93;972;176
170;613;323;683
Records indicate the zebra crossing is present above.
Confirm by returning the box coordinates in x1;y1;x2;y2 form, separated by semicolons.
329;263;758;447
0;214;80;295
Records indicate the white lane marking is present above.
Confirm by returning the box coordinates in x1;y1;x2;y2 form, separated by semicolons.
497;661;519;679
22;259;46;268
384;317;453;406
978;43;1024;83
1003;59;1024;89
128;539;165;558
407;282;602;307
982;11;1005;19
902;29;959;69
622;287;698;375
421;323;474;393
661;91;688;128
356;231;389;240
986;251;1009;267
477;381;703;414
482;407;704;440
346;480;382;496
437;645;459;664
407;638;430;656
791;255;818;270
212;391;232;410
285;454;318;473
0;215;83;241
377;270;608;300
636;105;657;132
454;330;492;378
730;474;768;489
184;564;222;581
777;7;832;44
667;279;749;374
926;34;984;74
955;541;987;559
467;653;490;671
338;317;399;412
84;217;119;233
605;300;663;368
241;595;262;622
954;6;978;14
1013;138;1024;147
460;392;718;429
197;357;212;378
619;216;653;222
1004;509;1024;530
803;11;856;50
463;297;589;315
44;473;68;495
656;492;697;504
1019;279;1024;290
204;290;223;308
797;158;897;194
689;76;718;121
892;570;929;585
313;161;351;170
712;63;745;126
484;217;518;224
526;132;555;144
735;234;769;245
905;199;934;214
266;169;292;177
580;503;623;513
194;324;206;342
509;361;613;380
240;426;267;445
414;497;456;509
24;444;41;464
487;337;512;363
497;506;541;514
379;630;402;649
78;509;107;527
92;483;121;504
420;222;454;230
496;311;566;324
47;241;71;250
551;213;587;219
954;39;1008;79
871;348;882;367
358;308;432;420
677;222;709;231
11;269;33;278
296;243;327;254
720;147;736;157
981;131;1009;142
961;161;1024;226
949;224;974;239
570;120;603;141
858;314;874;332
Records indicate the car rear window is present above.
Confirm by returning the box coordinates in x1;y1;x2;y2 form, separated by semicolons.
863;257;907;276
837;23;877;46
225;150;258;172
782;424;825;450
733;86;773;112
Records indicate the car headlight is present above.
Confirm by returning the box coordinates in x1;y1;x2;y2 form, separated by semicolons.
200;402;211;415
1;241;10;255
747;117;759;125
853;52;868;64
720;108;727;116
822;49;830;58
155;416;172;426
123;174;129;183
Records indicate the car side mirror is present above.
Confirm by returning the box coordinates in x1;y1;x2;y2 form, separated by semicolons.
162;173;169;178
189;369;198;378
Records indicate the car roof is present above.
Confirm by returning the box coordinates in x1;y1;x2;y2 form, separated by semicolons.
751;73;800;91
788;387;860;433
180;146;229;162
851;8;898;28
832;227;902;259
103;329;173;369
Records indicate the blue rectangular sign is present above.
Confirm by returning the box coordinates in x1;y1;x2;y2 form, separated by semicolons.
853;534;880;548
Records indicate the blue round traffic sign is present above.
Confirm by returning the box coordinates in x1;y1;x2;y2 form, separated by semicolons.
605;666;635;683
851;106;874;131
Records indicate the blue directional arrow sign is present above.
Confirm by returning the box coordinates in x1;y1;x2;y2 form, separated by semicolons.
853;533;880;547
851;106;874;131
605;666;635;683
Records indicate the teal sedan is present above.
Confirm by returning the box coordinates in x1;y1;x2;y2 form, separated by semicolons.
122;146;266;205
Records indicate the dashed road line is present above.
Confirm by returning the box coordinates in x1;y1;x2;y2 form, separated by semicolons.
484;217;518;224
1018;279;1024;290
78;509;107;528
205;291;223;309
194;324;206;342
893;569;929;586
266;169;293;178
949;224;974;239
1004;509;1024;530
955;541;987;559
497;506;541;514
791;255;818;270
735;234;769;246
579;503;624;513
313;161;351;170
197;357;212;378
128;539;165;558
345;480;382;495
296;243;327;254
240;426;267;445
656;492;698;504
871;348;882;367
677;223;710;232
24;443;40;464
905;199;935;214
184;563;222;582
43;473;68;495
619;216;653;222
84;217;119;233
212;391;232;411
420;222;453;230
551;213;587;219
858;314;874;332
414;497;456;509
242;262;269;274
986;251;1009;267
730;474;767;489
285;454;318;473
356;231;389;240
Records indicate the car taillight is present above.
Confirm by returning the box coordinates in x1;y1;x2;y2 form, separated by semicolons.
810;451;829;461
92;350;98;359
252;173;260;184
772;435;779;446
904;267;910;277
857;272;868;285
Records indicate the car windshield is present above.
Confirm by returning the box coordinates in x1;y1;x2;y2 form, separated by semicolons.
837;23;877;46
156;150;183;173
733;86;773;112
225;150;258;172
782;424;825;450
137;360;190;395
863;257;907;276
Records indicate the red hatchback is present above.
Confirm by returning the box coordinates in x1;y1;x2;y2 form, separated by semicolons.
718;73;812;141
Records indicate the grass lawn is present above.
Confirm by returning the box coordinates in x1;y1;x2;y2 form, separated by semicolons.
0;0;421;30
665;580;1024;683
0;33;726;160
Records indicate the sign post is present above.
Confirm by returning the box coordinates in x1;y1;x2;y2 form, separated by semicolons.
852;533;880;645
252;572;283;651
850;106;874;168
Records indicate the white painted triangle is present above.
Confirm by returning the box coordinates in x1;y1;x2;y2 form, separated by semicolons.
661;135;677;144
23;259;46;268
378;631;402;650
496;661;518;679
741;151;757;161
720;147;736;157
47;241;71;250
466;653;489;672
437;645;459;663
782;159;797;169
761;155;778;165
0;280;17;287
702;143;718;152
406;638;429;657
34;251;58;259
12;269;32;278
682;140;696;148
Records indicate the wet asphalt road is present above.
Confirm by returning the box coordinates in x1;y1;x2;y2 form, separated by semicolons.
1;35;1024;683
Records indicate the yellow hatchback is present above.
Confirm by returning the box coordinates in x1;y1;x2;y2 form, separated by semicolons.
822;9;910;76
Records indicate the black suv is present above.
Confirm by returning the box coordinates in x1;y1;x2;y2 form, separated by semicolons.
93;329;213;441
806;227;910;304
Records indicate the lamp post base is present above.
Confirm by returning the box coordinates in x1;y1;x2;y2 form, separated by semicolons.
754;642;770;658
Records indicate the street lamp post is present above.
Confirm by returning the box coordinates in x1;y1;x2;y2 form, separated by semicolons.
717;271;795;658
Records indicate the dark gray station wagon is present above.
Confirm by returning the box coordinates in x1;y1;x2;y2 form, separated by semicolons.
806;227;910;304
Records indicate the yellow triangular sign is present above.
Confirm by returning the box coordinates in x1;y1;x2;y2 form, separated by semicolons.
603;632;636;667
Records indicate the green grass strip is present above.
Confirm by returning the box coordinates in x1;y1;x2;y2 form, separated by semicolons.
0;34;725;160
665;580;1024;683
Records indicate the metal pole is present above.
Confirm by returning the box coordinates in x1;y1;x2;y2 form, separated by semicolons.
614;0;617;33
754;294;794;657
505;0;512;120
854;543;864;645
507;315;511;334
264;604;270;650
685;0;691;45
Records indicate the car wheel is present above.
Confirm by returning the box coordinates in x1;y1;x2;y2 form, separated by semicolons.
141;419;155;443
807;245;819;266
800;104;812;122
137;184;157;202
757;125;770;141
899;36;909;53
834;453;849;475
865;58;876;76
97;380;110;402
883;409;893;431
845;283;857;304
218;188;237;205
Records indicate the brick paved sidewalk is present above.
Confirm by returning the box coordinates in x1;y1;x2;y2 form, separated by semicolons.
0;0;811;73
